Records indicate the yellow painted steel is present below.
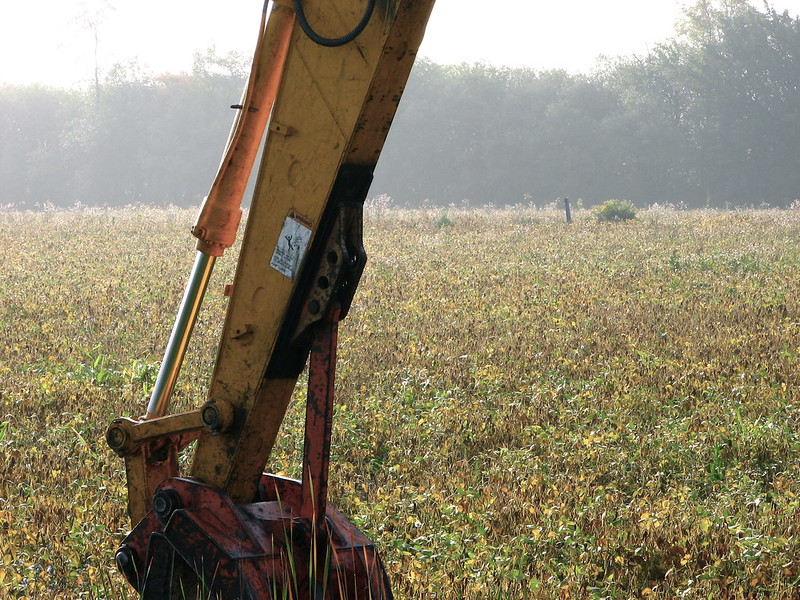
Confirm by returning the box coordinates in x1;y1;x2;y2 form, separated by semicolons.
111;0;435;534
108;411;205;522
190;0;437;503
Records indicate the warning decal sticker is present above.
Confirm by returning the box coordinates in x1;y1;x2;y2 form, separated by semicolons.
270;215;313;280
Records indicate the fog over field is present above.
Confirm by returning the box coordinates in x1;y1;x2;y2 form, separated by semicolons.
4;1;800;209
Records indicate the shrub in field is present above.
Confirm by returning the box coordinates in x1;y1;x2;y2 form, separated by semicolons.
593;198;637;222
432;213;453;229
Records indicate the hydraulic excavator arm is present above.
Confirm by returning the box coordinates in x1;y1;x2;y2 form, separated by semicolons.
105;1;435;598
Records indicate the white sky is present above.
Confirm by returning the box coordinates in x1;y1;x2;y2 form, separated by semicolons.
2;0;800;88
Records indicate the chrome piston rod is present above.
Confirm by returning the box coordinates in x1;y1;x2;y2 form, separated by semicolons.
146;251;216;419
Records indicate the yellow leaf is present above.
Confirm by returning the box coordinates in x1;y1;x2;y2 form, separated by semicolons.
699;518;712;533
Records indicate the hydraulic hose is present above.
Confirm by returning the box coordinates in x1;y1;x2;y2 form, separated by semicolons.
293;0;376;47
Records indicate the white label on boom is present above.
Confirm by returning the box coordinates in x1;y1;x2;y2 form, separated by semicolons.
270;215;312;280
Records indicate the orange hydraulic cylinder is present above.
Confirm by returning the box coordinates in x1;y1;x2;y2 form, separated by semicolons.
192;1;295;257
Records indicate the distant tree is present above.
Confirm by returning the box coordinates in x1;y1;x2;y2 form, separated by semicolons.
374;61;620;207
71;50;249;207
0;85;83;207
71;0;116;100
608;0;800;207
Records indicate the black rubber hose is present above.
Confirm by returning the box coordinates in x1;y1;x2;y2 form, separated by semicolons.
293;0;376;47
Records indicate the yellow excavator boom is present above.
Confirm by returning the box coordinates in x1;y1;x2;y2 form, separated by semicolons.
106;1;435;597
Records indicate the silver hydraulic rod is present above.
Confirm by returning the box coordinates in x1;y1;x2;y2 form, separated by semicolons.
146;251;216;419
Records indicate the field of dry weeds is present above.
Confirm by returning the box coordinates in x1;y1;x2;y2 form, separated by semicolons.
2;205;800;599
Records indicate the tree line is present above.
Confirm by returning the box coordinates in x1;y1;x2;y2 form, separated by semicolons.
3;0;800;210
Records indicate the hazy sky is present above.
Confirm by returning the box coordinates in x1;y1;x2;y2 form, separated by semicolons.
3;0;800;88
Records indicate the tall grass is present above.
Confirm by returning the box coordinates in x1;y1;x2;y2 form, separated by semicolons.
1;205;800;598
